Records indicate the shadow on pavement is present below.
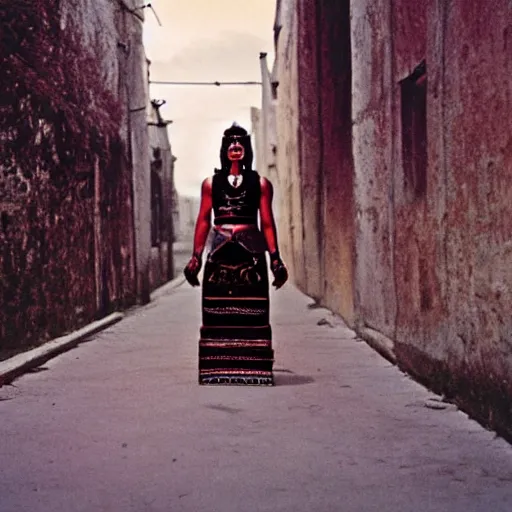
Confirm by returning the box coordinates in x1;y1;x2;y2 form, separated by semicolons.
274;370;315;386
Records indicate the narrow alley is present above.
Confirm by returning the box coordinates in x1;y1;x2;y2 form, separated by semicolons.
1;280;511;512
2;1;512;510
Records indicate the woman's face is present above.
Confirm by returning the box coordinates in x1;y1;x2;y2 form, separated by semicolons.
227;140;245;161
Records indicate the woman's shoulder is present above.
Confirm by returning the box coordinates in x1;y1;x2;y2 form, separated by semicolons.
200;176;213;192
246;169;263;181
244;169;264;189
254;172;272;185
258;175;274;196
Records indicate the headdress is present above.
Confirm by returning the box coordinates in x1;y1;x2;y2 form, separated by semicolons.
218;122;254;173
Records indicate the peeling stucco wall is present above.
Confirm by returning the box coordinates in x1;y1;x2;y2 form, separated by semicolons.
61;0;151;303
296;0;323;301
257;54;278;181
0;0;149;354
353;0;512;433
250;107;263;173
317;0;355;323
274;0;356;321
253;55;281;222
393;0;512;434
351;0;512;435
273;0;303;285
351;0;397;336
271;0;512;437
148;100;177;289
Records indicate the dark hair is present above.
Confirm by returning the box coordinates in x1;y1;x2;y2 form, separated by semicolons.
217;123;254;174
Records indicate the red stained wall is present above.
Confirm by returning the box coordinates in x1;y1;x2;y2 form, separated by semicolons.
394;0;512;434
0;1;137;355
274;0;512;436
291;0;355;321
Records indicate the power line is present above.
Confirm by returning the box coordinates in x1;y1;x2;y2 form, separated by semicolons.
149;81;262;87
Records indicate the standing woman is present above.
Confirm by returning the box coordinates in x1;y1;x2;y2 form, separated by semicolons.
184;123;288;385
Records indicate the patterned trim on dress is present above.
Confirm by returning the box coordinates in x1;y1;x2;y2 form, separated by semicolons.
200;369;272;375
203;306;266;316
199;369;274;386
201;356;272;361
200;375;274;386
203;296;268;301
200;339;271;347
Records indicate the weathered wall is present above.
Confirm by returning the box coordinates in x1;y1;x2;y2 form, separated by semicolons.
394;0;512;435
63;0;147;309
296;0;323;300
272;0;512;437
250;107;263;172
258;54;277;180
351;0;397;336
274;0;356;320
63;0;151;303
256;55;281;224
148;100;176;289
0;0;148;355
351;0;512;434
390;1;441;353
274;0;304;284
128;21;152;304
317;0;355;324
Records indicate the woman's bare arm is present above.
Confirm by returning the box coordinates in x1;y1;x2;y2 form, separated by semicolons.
184;177;212;286
192;177;213;257
259;176;288;289
259;176;278;255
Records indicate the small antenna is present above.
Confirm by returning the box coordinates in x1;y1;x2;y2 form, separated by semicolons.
133;3;162;26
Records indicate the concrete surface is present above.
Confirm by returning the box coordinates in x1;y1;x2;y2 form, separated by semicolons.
0;313;124;387
1;282;511;512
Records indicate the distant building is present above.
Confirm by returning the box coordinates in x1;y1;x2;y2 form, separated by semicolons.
252;53;280;220
253;54;278;181
148;98;179;287
176;195;200;243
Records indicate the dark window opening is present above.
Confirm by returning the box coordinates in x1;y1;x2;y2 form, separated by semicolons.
151;169;163;247
400;60;427;200
271;80;279;100
273;25;282;48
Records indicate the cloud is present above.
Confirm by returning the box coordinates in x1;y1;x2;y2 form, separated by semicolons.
149;31;269;82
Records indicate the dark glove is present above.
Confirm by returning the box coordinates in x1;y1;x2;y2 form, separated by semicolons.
270;251;288;290
184;253;202;287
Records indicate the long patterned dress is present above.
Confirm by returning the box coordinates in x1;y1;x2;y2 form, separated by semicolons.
198;170;274;385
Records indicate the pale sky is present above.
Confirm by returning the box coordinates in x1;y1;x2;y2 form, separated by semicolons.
143;0;276;197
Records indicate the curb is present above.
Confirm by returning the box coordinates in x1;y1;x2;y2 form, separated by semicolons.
0;274;188;388
357;327;397;364
150;275;187;300
0;312;124;387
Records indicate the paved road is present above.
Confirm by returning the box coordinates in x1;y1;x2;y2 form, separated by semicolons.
1;282;512;512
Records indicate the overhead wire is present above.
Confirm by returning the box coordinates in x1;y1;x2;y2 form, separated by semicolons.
150;81;262;87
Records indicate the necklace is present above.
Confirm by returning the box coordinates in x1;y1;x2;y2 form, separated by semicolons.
228;174;243;188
